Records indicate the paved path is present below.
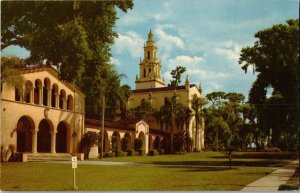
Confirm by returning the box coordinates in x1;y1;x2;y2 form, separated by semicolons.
240;160;298;191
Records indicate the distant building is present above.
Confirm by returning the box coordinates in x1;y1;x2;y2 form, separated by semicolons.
1;66;85;161
128;31;205;151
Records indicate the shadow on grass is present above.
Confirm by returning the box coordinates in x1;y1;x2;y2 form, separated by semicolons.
159;165;237;172
209;152;299;160
150;159;290;168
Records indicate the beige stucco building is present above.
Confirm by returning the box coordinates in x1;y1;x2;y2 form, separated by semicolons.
1;66;85;160
128;31;205;151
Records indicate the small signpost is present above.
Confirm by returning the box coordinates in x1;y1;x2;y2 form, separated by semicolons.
72;156;78;190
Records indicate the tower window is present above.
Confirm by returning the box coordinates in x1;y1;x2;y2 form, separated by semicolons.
147;51;150;60
149;68;151;74
144;69;146;78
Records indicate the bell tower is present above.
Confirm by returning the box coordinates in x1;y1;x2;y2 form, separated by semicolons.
135;30;165;90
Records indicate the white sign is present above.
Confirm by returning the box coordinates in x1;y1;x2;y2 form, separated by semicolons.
72;162;77;169
72;156;77;162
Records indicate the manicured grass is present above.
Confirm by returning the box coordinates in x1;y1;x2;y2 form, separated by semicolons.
1;152;296;191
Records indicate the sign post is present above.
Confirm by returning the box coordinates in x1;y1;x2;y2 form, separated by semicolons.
72;156;78;190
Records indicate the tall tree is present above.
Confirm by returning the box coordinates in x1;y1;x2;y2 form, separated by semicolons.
169;66;186;88
191;94;207;151
2;1;134;119
239;19;299;150
1;56;25;93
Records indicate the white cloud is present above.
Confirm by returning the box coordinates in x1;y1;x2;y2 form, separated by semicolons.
187;69;228;79
154;28;185;52
167;55;204;69
214;41;242;62
114;31;144;58
110;57;121;66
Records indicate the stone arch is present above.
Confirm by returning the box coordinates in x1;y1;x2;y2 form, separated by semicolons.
59;89;66;109
34;79;42;105
138;132;146;151
43;78;51;106
67;94;74;111
16;116;34;152
24;80;33;103
37;119;54;152
51;84;58;108
124;132;132;149
112;131;121;151
56;121;70;153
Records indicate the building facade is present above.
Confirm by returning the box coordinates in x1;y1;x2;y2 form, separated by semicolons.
1;66;85;158
128;31;205;151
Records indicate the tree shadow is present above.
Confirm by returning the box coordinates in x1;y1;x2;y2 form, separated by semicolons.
159;165;237;172
209;152;299;160
150;159;290;168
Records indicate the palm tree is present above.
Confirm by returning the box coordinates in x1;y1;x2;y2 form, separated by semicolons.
191;94;207;151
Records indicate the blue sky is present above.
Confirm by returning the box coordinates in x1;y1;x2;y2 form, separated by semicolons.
2;0;299;99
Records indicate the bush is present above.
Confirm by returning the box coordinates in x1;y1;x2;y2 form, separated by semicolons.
103;152;113;158
127;149;134;156
148;149;158;156
134;139;143;151
137;149;145;156
113;150;123;157
79;131;98;159
154;137;162;149
121;137;129;152
157;149;165;155
278;184;298;190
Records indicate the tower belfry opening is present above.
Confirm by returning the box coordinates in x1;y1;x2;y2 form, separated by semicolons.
135;30;165;90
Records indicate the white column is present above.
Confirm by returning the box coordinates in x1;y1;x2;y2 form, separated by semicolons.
50;131;57;154
47;88;52;107
38;86;43;105
31;129;38;154
30;88;34;103
55;93;59;108
63;99;67;110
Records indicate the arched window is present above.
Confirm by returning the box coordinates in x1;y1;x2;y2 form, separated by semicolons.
59;90;66;109
15;87;21;101
147;51;150;60
143;68;146;78
24;81;33;103
51;84;58;108
67;95;73;110
43;78;51;106
34;79;42;105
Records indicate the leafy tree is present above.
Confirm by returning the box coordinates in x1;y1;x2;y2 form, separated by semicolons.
239;19;299;150
2;1;134;119
79;131;98;159
206;91;226;108
119;84;132;119
169;66;186;88
1;56;25;93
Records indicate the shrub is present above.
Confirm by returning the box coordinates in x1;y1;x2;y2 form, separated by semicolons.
113;150;123;157
79;131;98;159
134;139;143;151
103;152;113;158
121;137;129;152
127;149;135;156
154;137;162;149
148;149;158;156
157;149;165;155
278;184;298;191
111;136;118;151
137;149;145;156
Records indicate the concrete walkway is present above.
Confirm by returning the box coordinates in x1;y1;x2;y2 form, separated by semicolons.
240;160;299;191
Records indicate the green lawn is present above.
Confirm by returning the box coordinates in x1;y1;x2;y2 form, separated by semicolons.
1;151;297;191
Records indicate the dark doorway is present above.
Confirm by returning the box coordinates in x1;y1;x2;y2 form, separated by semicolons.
37;119;51;152
56;122;68;153
16;116;33;152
